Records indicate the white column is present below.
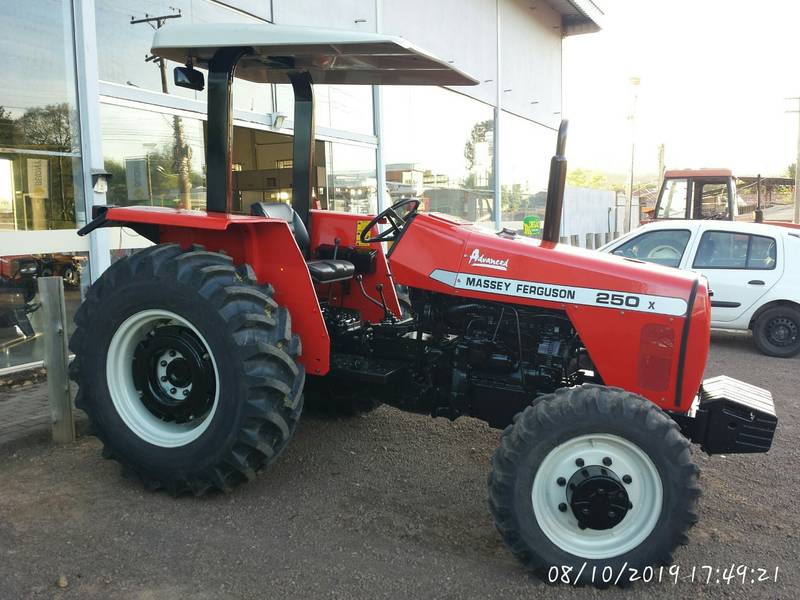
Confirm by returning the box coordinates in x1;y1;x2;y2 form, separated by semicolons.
493;0;502;230
373;0;387;212
73;0;111;283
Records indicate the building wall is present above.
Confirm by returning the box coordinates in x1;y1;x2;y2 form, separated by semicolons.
0;0;586;371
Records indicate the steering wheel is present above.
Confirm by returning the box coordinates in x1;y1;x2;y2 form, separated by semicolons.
359;198;421;244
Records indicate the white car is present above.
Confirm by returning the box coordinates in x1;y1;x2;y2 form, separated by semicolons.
600;220;800;357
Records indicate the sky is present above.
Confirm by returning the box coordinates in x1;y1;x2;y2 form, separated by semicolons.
562;0;800;178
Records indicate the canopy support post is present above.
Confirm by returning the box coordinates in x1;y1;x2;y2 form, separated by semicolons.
206;47;249;214
289;71;315;226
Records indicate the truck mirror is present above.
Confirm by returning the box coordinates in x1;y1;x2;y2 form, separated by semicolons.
174;66;205;91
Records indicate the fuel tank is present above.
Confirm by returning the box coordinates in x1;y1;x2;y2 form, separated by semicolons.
389;212;710;413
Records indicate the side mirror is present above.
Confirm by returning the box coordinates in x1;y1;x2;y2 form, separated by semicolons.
174;66;204;91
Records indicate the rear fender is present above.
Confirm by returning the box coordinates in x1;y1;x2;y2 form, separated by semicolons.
81;206;330;375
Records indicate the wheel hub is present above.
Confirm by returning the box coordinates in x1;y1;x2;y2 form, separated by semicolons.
767;316;798;347
132;325;215;423
566;464;631;530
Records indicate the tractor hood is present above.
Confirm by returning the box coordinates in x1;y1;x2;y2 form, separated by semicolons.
389;212;711;412
392;212;702;310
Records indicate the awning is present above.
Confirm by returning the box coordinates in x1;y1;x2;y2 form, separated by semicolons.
152;23;479;86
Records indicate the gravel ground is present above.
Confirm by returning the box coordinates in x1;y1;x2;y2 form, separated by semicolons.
0;330;796;599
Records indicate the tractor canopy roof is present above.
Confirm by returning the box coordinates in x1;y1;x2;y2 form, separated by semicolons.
152;23;478;86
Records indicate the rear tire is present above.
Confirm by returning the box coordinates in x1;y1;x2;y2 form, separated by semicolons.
488;384;700;587
69;243;304;495
752;305;800;358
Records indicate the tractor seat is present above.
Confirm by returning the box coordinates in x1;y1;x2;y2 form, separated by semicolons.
250;202;355;283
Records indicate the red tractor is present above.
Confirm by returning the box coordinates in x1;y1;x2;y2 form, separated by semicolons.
71;24;776;586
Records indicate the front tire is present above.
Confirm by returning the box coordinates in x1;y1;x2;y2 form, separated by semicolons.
753;305;800;357
488;385;700;587
69;244;304;495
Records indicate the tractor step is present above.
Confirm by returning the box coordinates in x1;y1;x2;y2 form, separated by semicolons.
681;375;777;454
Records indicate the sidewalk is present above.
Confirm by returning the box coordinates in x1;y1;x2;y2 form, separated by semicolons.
0;378;84;446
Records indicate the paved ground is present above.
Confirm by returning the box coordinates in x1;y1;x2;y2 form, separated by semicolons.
0;330;796;599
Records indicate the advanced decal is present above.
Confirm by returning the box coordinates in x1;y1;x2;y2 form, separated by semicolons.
429;269;688;317
466;248;509;271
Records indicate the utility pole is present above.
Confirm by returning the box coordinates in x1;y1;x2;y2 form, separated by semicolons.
131;10;194;210
624;76;641;233
788;97;800;224
657;143;665;184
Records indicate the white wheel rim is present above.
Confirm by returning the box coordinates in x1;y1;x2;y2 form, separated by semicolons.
106;309;220;448
531;433;663;560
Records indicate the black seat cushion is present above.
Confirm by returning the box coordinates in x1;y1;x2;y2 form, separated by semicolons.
307;259;355;283
250;202;310;254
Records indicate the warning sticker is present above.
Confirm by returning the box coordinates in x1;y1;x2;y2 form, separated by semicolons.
355;220;372;247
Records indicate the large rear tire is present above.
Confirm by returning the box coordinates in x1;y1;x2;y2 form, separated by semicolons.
69;243;304;495
488;384;700;587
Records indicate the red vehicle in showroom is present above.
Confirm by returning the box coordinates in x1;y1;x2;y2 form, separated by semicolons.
71;23;776;586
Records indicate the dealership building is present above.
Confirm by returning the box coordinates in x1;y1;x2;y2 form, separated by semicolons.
0;0;601;371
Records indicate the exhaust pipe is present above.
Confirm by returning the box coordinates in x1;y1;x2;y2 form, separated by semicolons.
542;120;568;243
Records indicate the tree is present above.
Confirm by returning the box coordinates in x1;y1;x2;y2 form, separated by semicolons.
787;163;796;180
464;119;493;189
0;106;14;146
14;103;75;151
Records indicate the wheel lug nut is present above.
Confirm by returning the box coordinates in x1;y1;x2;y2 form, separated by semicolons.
556;477;566;486
160;376;167;382
160;360;167;367
582;508;589;515
602;456;612;466
608;511;616;518
575;458;584;467
622;475;632;484
183;389;189;396
169;350;176;357
170;388;177;394
558;503;567;512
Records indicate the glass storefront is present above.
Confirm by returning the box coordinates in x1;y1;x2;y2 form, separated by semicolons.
276;84;374;136
95;0;272;114
0;0;84;231
499;111;556;232
381;86;494;224
0;251;87;370
100;104;207;210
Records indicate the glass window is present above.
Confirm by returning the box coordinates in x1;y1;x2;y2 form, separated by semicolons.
693;231;777;270
276;84;373;135
214;1;271;20
0;251;87;370
0;154;82;230
382;87;494;223
612;229;691;268
695;182;730;219
656;179;688;219
500;111;555;232
95;0;271;114
0;0;84;231
100;104;207;210
323;142;377;215
0;0;81;153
